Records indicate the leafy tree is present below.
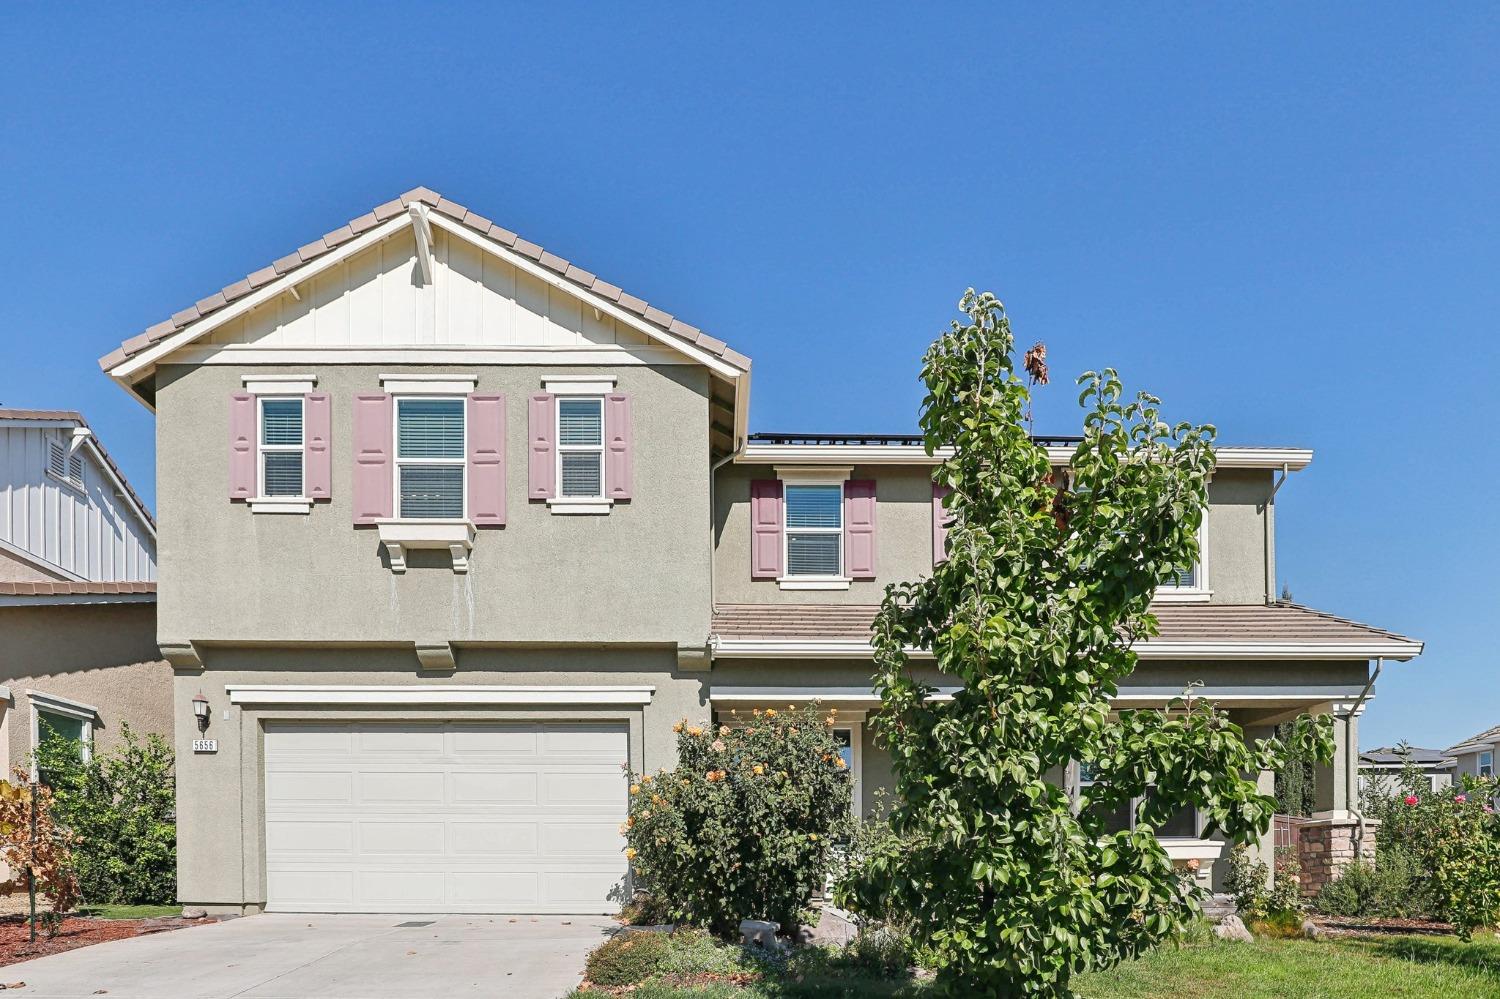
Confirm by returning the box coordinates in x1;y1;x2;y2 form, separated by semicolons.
623;704;852;936
35;724;177;905
841;290;1333;996
1273;718;1318;816
0;768;79;938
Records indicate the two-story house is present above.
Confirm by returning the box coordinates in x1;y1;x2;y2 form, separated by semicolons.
100;187;1421;916
0;408;167;779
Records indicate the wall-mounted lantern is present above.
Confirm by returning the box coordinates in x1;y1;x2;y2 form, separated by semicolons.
192;692;211;733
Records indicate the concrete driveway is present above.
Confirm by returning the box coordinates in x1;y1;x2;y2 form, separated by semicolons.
1;913;616;998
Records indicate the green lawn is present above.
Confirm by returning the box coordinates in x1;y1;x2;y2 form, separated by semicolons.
571;931;1500;998
74;903;182;920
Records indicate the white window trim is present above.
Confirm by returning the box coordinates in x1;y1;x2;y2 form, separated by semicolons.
29;689;96;777
1154;520;1211;603
778;475;850;590
392;394;468;523
242;374;317;395
832;722;864;818
548;393;611;514
252;395;308;513
1480;751;1493;778
379;373;477;395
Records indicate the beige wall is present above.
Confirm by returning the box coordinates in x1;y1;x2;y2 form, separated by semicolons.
0;548;67;583
155;362;713;650
713;463;1279;607
174;647;706;913
0;602;171;773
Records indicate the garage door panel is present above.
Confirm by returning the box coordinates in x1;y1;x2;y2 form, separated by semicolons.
264;722;628;913
451;770;537;805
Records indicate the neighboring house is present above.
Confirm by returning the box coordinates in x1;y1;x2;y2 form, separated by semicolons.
1445;725;1500;782
99;187;1423;915
0;409;167;780
1358;746;1455;795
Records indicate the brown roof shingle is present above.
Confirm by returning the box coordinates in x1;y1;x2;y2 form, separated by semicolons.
711;601;1421;654
100;187;750;375
0;581;156;597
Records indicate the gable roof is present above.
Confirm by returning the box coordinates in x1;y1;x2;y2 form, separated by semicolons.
1447;724;1500;755
0;409;155;532
99;187;751;407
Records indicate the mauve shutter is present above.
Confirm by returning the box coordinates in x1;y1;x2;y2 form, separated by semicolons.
229;392;256;500
528;392;556;499
844;479;877;579
352;393;393;524
750;479;783;579
304;392;332;501
467;393;507;526
932;482;953;564
605;393;632;500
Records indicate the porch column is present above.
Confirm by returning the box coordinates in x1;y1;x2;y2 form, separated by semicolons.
1313;703;1360;819
1301;701;1374;895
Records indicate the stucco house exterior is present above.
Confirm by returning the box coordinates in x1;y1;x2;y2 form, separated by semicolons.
0;409;167;780
100;187;1422;915
1445;727;1500;783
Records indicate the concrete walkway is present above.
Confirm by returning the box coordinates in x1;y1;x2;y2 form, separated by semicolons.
1;913;616;998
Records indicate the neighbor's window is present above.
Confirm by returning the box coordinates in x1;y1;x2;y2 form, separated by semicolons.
557;397;605;499
396;397;465;518
1078;762;1199;839
259;397;305;498
1481;751;1494;778
784;484;843;577
1161;562;1199;589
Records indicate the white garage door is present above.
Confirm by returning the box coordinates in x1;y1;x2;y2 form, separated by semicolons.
263;721;629;913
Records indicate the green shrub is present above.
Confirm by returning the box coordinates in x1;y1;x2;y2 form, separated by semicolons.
1225;845;1270;920
34;725;176;905
584;931;675;986
624;704;853;937
1314;847;1438;920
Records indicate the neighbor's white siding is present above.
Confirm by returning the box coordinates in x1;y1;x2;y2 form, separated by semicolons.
0;426;155;582
204;228;654;350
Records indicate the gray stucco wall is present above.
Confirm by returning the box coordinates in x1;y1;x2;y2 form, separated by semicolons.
713;463;1278;606
154;363;713;649
175;646;705;913
0;602;171;771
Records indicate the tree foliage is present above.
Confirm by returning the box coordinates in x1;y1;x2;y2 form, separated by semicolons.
35;724;177;905
840;289;1334;996
0;767;79;928
1273;719;1319;817
623;705;852;936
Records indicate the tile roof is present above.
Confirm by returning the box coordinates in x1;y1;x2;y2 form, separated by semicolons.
1447;724;1500;753
99;186;751;374
0;581;156;597
0;409;155;529
711;601;1421;652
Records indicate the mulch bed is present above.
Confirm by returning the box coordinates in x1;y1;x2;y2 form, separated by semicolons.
0;914;194;967
1310;915;1457;937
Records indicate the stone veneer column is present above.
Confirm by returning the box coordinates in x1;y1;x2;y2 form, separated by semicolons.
1296;818;1377;896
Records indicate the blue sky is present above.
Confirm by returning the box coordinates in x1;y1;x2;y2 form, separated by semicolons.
2;5;1494;749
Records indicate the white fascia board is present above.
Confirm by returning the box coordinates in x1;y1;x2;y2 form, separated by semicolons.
1445;742;1496;756
0;592;155;607
429;213;744;381
107;215;414;384
79;437;158;541
736;444;1313;471
225;684;655;706
710;638;1418;662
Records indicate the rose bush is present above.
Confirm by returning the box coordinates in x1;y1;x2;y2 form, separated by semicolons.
1377;775;1500;939
623;704;853;936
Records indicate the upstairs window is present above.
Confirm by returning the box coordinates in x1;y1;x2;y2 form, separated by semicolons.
259;398;304;498
1481;751;1494;778
396;397;465;519
46;441;85;491
557;397;605;499
785;483;843;577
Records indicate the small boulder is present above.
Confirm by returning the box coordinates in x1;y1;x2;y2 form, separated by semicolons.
1213;914;1254;943
740;919;780;949
181;907;208;920
1302;919;1323;940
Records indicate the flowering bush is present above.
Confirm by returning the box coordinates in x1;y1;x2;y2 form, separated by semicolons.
1377;775;1500;939
623;704;853;936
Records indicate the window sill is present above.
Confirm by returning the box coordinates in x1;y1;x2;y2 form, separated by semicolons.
247;497;314;515
375;519;476;574
1152;588;1212;604
777;576;852;591
1159;839;1225;863
46;469;85;494
546;497;614;516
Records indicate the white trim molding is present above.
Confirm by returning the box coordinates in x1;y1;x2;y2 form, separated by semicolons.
247;497;314;515
543;375;618;395
774;465;852;483
225;684;656;706
375;519;476;574
27;690;99;720
546;496;614;516
379;373;478;395
241;374;317;395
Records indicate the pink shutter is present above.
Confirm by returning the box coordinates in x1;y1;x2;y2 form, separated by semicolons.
750;479;783;579
468;393;507;526
352;393;393;524
304;392;332;501
605;393;633;500
228;392;255;500
528;393;556;499
932;482;953;564
844;480;877;579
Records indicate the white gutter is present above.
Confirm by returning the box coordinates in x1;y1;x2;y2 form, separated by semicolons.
709;638;1423;662
736;444;1314;471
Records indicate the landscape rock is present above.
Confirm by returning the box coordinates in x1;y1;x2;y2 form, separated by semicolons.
1302;919;1323;939
740;919;780;949
181;907;207;920
805;907;858;947
1213;914;1254;943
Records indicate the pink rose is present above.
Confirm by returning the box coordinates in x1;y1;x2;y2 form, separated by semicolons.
1456;794;1468;804
1404;795;1419;806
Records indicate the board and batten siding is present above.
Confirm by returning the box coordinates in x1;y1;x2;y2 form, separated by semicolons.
0;426;155;582
203;227;656;350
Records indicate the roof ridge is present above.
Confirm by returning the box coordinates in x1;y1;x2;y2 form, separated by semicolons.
99;186;751;374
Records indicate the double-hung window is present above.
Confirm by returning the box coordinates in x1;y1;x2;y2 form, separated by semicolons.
1481;751;1494;778
1077;762;1199;839
785;483;843;578
395;398;466;519
1157;522;1208;599
557;397;605;499
259;397;305;498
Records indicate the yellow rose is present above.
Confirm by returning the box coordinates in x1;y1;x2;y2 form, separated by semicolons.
836;757;847;769
629;784;641;795
752;764;765;776
687;726;703;738
625;847;637;860
672;721;684;733
810;833;819;842
765;708;777;718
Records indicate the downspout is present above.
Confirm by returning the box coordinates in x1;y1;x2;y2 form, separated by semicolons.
1345;657;1384;858
1264;462;1290;604
708;437;747;635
